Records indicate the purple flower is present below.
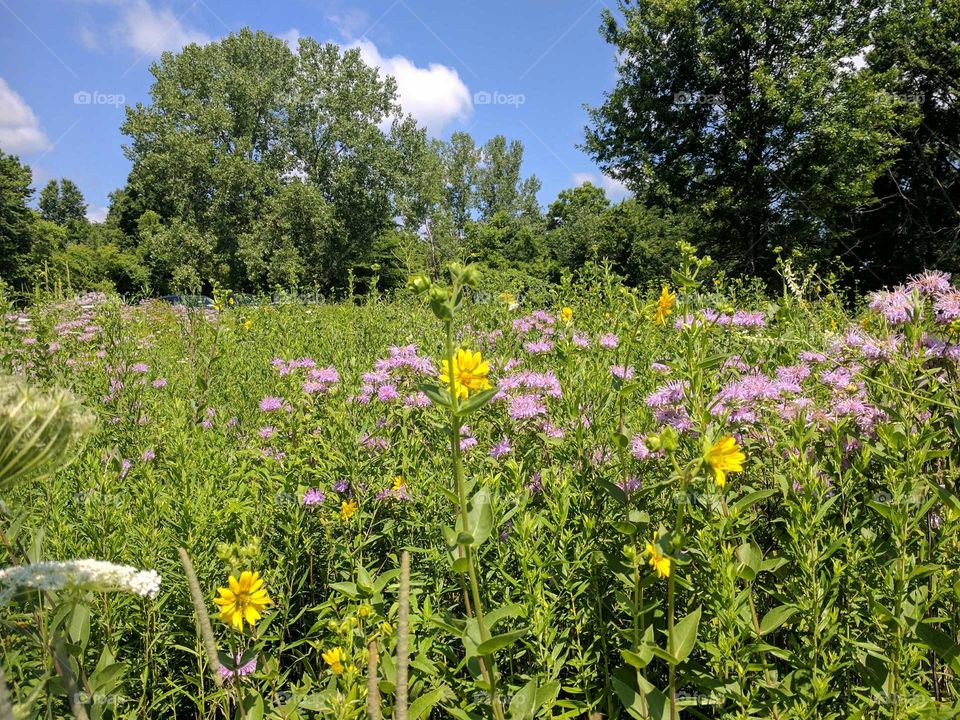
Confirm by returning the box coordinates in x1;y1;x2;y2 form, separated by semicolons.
130;362;149;373
403;392;431;408
868;287;914;324
218;654;257;682
509;394;547;421
377;384;400;402
152;378;167;389
731;310;766;328
651;362;670;373
302;488;326;506
258;426;275;439
259;396;285;412
617;476;642;495
934;290;960;323
906;270;952;296
572;332;590;348
631;435;653;460
119;459;132;478
333;479;351;495
610;364;634;380
141;449;156;462
598;333;619;349
490;436;512;458
524;339;554;354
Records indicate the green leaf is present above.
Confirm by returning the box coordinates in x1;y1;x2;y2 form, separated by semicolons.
459;388;499;415
916;624;960;675
476;628;527;656
465;486;494;548
329;582;359;599
509;679;538;720
486;603;525;630
759;605;796;636
408;686;451;720
671;605;701;664
735;540;762;581
451;556;470;574
68;603;91;648
419;383;451;408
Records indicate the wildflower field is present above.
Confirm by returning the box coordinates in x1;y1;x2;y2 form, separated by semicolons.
5;255;960;720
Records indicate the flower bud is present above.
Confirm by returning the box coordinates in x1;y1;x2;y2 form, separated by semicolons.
407;274;432;294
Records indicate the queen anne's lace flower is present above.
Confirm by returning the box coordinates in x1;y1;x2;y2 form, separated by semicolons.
0;560;161;604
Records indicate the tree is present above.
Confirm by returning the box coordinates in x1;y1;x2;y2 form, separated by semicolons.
0;149;34;286
474;136;541;220
847;0;960;284
39;179;87;225
121;28;432;294
440;132;479;238
546;182;611;271
585;0;904;281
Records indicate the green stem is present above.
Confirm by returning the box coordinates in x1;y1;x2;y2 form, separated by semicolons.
445;320;504;720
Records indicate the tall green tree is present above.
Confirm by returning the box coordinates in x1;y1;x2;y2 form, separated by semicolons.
546;182;611;271
38;179;87;225
848;0;960;283
585;0;904;280
0;149;34;286
440;132;479;238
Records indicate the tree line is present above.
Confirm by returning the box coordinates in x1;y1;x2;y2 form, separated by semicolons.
1;0;957;297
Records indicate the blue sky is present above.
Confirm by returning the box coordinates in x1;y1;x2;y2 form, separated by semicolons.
0;0;628;222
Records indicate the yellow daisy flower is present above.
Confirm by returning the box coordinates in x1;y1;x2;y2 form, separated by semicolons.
340;499;358;521
213;570;272;631
560;306;573;323
705;436;746;489
322;646;346;674
654;286;676;326
438;348;491;400
644;535;671;578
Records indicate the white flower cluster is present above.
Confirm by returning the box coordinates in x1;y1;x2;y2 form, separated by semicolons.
0;559;161;604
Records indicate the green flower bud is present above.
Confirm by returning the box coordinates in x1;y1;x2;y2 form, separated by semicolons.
407;274;432;294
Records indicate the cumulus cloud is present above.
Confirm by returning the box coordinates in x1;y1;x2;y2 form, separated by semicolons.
86;204;109;223
115;0;210;56
0;78;51;154
573;172;631;200
347;39;472;135
328;8;370;38
279;28;301;52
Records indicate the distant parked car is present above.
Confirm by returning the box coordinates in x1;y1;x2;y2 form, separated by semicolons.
158;294;215;308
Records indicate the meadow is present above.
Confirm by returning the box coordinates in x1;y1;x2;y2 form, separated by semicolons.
4;252;960;720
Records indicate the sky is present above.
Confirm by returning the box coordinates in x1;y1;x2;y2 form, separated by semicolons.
0;0;629;223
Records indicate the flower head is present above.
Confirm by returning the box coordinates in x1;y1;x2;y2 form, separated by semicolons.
340;499;358;521
654;286;676;326
560;306;573;323
705;436;746;489
323;646;346;674
644;535;671;578
213;571;273;631
439;348;491;400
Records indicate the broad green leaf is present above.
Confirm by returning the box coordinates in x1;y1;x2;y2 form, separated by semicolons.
476;628;527;656
671;605;701;664
759;605;796;635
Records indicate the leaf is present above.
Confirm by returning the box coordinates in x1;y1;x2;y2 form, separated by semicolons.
486;603;525;631
735;540;762;581
419;383;451;408
459;388;499;415
509;678;538;720
671;605;701;664
759;605;796;636
408;686;452;720
916;624;960;675
465;486;494;548
476;628;527;656
329;582;359;599
68;604;91;648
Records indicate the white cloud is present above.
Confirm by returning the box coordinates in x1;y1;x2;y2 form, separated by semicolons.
347;39;472;135
86;204;109;223
573;172;631;200
0;78;51;154
328;8;369;38
279;28;301;53
115;0;210;56
78;25;100;50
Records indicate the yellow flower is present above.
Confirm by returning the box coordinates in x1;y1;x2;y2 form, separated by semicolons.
379;621;393;635
438;348;491;400
213;570;273;631
654;286;676;326
644;535;671;579
499;291;515;305
322;646;346;674
560;306;573;323
392;476;406;492
242;319;252;330
705;436;746;489
357;604;373;619
341;499;358;521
